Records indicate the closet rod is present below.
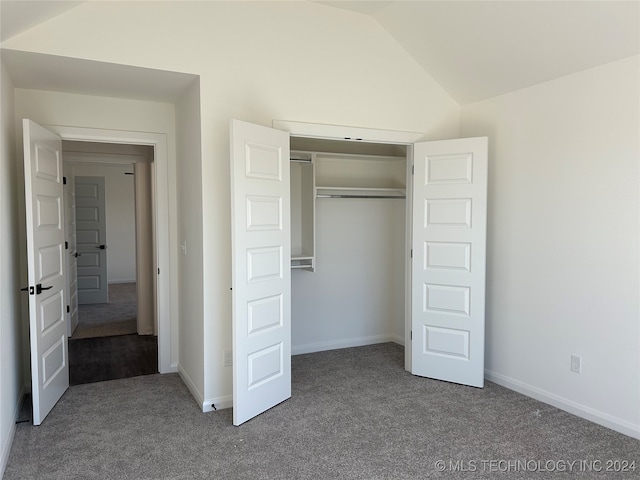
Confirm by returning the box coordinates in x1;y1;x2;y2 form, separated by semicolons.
290;158;312;163
316;194;406;199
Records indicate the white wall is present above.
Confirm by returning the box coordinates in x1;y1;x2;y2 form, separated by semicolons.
461;56;640;438
70;163;137;283
175;79;205;404
12;88;180;371
0;61;23;479
292;198;406;353
3;2;460;410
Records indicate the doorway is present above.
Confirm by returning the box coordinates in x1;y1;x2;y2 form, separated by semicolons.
63;142;158;384
42;124;173;375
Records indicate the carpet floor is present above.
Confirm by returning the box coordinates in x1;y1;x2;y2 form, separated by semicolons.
73;283;137;339
5;343;639;480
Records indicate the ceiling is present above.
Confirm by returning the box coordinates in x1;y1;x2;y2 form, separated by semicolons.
1;1;638;105
325;0;640;104
0;1;82;42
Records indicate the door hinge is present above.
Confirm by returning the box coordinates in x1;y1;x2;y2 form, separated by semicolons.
65;241;69;250
67;305;70;313
410;249;413;259
158;268;160;275
411;165;414;175
63;176;67;185
410;330;413;340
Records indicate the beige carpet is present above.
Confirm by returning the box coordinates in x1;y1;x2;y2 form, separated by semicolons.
72;283;137;339
71;319;137;339
6;344;639;480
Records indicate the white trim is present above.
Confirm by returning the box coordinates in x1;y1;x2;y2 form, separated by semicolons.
292;334;398;356
486;369;640;440
0;422;15;480
45;125;174;374
178;364;204;410
203;395;233;413
390;333;405;346
273;120;423;145
404;144;414;372
107;279;137;284
0;387;25;479
63;151;146;165
178;365;230;413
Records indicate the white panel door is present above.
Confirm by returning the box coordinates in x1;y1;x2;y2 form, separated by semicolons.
23;119;69;425
230;119;291;426
412;137;488;388
75;176;108;304
64;171;79;335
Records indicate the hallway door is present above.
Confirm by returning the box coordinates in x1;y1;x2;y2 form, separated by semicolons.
75;176;108;304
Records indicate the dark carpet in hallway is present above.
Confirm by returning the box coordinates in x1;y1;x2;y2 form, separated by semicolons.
69;334;158;385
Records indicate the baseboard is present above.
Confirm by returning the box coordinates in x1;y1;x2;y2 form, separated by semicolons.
1;386;25;479
177;364;205;412
485;369;640;440
292;334;396;355
390;333;405;346
203;395;232;413
108;279;136;285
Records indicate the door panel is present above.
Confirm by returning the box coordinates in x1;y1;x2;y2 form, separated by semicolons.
75;176;108;304
412;137;488;388
230;119;291;426
23;119;69;425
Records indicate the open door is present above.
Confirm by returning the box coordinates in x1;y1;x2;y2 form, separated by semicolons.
64;169;79;336
411;137;488;388
23;119;69;424
230;119;291;425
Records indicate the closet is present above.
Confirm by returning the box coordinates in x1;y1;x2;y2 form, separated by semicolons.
288;137;409;355
230;119;488;426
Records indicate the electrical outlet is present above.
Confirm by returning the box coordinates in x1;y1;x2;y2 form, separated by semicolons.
570;354;582;374
223;349;232;367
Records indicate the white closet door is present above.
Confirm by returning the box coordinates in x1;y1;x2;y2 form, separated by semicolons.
412;137;488;388
23;119;69;425
230;119;291;425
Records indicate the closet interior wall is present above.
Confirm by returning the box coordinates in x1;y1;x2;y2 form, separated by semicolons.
289;138;408;355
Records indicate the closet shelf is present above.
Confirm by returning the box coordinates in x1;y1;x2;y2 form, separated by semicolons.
316;186;406;199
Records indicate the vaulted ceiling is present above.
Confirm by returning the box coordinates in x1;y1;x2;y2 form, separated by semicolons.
1;1;638;105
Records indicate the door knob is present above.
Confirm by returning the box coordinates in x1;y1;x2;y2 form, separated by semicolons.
74;252;81;257
36;284;53;295
96;245;106;250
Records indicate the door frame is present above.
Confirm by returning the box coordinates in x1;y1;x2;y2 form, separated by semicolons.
64;152;157;337
272;120;423;372
45;125;174;374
